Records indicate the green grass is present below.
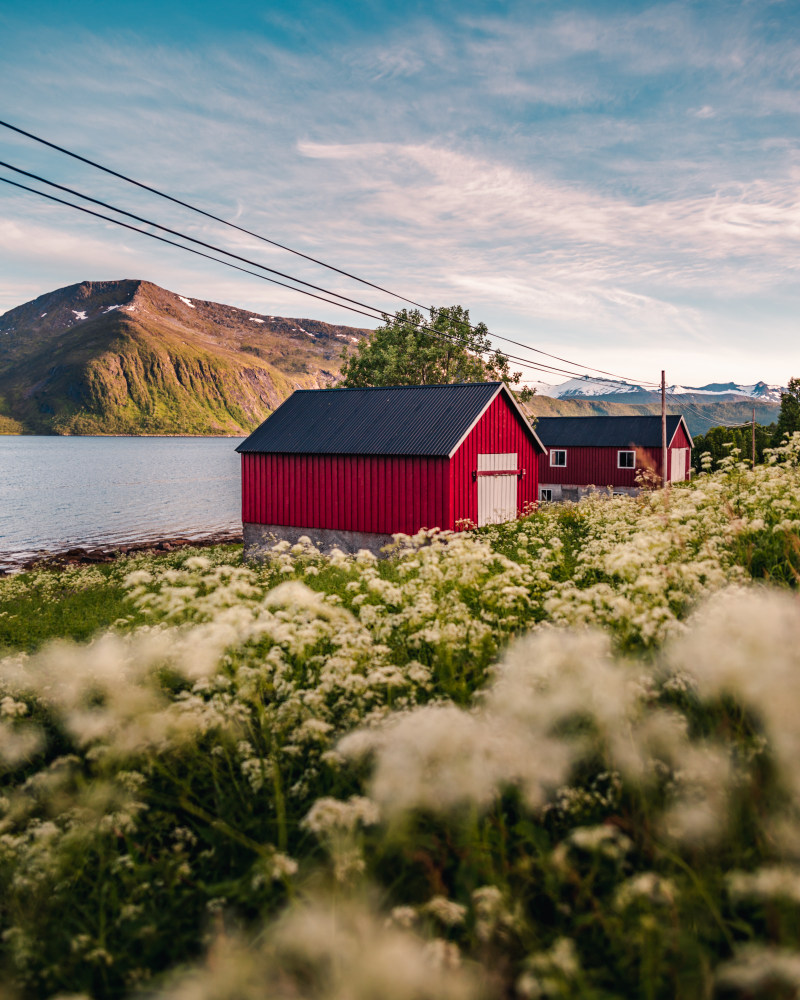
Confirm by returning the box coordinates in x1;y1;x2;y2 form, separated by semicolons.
0;545;243;653
0;574;138;652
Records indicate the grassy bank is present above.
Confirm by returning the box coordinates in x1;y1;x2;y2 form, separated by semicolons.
2;442;800;999
0;546;243;654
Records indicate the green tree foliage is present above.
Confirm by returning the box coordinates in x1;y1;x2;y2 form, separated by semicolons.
692;422;776;471
340;306;520;387
775;376;800;443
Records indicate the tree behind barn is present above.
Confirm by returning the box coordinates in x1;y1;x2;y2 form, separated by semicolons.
692;422;776;471
340;306;521;387
775;376;800;443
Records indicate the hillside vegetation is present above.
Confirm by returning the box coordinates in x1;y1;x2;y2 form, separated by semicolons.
0;280;369;435
525;393;780;437
3;439;800;998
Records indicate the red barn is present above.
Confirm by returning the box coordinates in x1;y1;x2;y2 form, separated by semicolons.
237;382;545;557
535;415;693;501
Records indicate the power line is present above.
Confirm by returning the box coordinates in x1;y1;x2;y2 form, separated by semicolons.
0;173;585;381
0;176;386;323
0;159;398;319
0;119;659;388
666;389;757;428
0;161;648;387
0;168;656;389
667;390;741;426
0;117;427;311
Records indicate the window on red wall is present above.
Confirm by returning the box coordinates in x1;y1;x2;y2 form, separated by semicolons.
550;449;566;467
618;450;635;468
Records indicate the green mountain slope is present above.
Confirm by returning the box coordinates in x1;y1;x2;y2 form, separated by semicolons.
0;279;370;435
524;394;780;437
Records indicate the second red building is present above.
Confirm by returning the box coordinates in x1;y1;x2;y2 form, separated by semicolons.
535;414;693;501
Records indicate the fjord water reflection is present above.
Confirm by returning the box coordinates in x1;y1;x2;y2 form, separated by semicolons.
0;436;244;570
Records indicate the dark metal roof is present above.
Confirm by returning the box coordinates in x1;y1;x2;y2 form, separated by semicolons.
237;382;543;457
535;415;690;448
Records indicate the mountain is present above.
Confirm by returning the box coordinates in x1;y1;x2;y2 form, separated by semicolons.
0;279;370;435
524;375;785;436
533;376;785;405
523;394;781;437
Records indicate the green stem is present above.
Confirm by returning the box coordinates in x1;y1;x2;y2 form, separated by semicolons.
176;794;269;857
660;848;735;950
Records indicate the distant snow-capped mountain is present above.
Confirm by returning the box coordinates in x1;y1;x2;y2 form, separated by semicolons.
531;377;785;404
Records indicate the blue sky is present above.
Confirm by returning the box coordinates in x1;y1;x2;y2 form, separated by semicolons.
1;0;798;386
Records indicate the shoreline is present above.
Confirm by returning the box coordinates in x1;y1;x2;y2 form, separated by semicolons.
0;530;243;577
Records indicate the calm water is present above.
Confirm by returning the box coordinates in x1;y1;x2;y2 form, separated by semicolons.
0;437;244;570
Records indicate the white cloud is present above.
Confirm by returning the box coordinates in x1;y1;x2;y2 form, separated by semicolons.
2;2;800;384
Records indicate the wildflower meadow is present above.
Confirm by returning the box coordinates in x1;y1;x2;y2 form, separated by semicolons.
3;438;800;999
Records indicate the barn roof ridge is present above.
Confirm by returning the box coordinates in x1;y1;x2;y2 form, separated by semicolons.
237;381;543;457
290;380;505;392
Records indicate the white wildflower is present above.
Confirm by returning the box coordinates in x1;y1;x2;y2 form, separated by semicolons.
716;946;800;994
614;872;677;910
517;937;581;998
727;866;800;905
422;896;467;927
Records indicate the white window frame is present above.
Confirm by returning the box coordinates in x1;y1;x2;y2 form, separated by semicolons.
550;449;567;468
617;449;635;469
540;488;553;501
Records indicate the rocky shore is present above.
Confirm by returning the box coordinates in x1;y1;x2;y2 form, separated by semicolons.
0;530;243;576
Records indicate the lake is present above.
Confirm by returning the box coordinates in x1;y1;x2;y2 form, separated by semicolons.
0;436;244;571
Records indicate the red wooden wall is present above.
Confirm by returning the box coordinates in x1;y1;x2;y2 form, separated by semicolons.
241;453;449;536
671;424;691;449
539;446;642;488
449;393;540;527
538;431;692;488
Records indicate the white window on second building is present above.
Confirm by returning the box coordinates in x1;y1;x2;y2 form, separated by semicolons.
550;449;567;467
540;488;553;501
618;450;635;469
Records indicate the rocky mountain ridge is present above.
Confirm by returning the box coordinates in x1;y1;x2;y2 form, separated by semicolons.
0;279;370;435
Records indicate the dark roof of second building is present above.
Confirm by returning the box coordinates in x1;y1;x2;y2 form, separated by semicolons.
535;414;690;448
237;382;544;456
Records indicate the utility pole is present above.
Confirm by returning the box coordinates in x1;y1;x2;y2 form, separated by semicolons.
661;370;668;488
752;406;756;470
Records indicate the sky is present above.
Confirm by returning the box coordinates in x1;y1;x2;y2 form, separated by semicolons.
0;0;798;388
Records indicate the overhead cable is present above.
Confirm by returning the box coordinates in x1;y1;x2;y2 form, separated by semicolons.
0;118;427;310
666;388;756;429
0;119;659;387
0;173;584;380
0;169;658;388
0;159;392;317
0;176;385;322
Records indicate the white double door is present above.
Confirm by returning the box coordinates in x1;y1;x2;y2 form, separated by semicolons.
670;448;687;482
477;453;518;527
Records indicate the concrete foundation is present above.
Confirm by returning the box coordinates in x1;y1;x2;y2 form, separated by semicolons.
243;522;397;561
539;484;639;503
